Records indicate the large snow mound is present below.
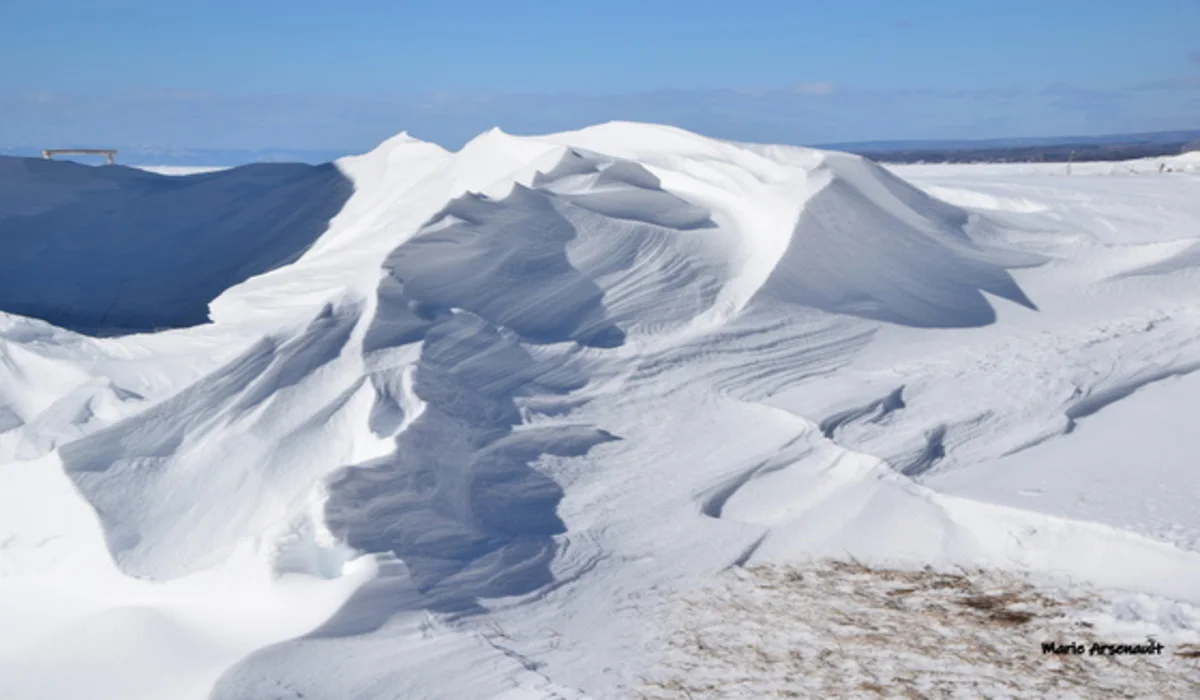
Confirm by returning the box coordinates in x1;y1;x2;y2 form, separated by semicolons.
49;128;1044;586
4;121;1200;699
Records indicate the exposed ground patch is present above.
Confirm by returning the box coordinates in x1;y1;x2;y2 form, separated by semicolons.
640;559;1200;699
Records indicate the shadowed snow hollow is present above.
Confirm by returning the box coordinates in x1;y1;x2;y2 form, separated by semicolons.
0;156;352;334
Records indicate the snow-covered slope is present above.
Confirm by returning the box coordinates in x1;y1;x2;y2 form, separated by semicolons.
1;123;1199;699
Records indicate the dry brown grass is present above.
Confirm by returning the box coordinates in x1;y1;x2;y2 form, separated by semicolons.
637;559;1200;699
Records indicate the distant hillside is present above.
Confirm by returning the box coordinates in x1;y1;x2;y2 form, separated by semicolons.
824;130;1200;164
821;129;1200;153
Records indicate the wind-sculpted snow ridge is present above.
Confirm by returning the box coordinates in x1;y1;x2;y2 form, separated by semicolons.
5;122;1200;699
753;152;1042;327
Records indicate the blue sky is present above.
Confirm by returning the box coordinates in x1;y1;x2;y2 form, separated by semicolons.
2;0;1198;151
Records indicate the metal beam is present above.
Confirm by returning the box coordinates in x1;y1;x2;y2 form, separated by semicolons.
43;149;117;165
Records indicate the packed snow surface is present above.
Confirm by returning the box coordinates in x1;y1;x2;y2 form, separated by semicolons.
1;124;1198;698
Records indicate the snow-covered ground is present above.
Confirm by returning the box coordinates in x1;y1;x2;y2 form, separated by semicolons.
0;126;1198;699
134;165;233;176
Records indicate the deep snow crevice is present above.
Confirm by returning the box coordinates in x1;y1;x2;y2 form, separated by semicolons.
533;149;716;230
898;424;948;478
381;186;626;349
819;385;907;438
326;312;618;614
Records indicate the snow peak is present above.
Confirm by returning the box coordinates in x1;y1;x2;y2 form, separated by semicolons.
1041;641;1165;656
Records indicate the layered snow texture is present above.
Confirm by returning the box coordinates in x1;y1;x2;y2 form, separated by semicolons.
42;134;1041;586
326;312;617;612
3;122;1200;700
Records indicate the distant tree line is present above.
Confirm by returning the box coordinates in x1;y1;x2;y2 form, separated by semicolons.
856;140;1200;165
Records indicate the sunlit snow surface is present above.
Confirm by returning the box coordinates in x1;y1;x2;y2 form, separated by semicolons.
1;128;1199;699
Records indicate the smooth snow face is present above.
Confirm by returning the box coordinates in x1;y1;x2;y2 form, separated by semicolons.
930;370;1200;551
2;122;1200;699
752;152;1042;327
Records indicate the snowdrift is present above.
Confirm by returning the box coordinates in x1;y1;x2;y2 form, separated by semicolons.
5;122;1200;700
47;128;1043;586
754;152;1041;327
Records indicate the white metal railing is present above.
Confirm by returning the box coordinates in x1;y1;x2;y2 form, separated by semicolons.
43;149;117;165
